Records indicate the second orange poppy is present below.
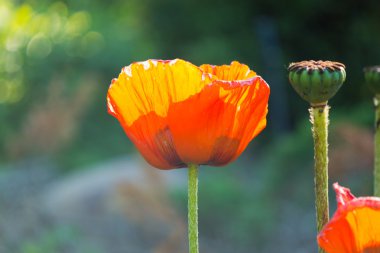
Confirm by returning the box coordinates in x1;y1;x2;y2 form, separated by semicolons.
318;183;380;253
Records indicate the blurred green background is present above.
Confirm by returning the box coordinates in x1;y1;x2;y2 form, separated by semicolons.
1;0;379;252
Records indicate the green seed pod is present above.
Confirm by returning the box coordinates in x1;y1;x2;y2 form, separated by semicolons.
363;66;380;94
288;60;346;106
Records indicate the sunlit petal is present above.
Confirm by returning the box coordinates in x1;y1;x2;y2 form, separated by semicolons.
107;59;270;169
318;183;380;253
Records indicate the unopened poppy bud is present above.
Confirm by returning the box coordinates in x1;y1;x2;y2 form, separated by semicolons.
364;66;380;94
288;60;346;106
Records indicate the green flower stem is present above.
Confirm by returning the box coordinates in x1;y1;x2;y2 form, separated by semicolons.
310;105;329;253
188;163;199;253
374;96;380;197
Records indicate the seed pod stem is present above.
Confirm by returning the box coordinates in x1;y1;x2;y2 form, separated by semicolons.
374;96;380;196
310;105;329;253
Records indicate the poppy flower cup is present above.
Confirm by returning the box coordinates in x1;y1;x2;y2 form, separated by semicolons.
107;59;270;169
318;183;380;253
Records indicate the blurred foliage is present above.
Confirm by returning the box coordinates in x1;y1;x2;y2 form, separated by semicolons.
20;226;103;253
1;0;380;168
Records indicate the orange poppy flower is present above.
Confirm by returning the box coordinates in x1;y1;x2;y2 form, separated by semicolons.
318;183;380;253
107;59;270;169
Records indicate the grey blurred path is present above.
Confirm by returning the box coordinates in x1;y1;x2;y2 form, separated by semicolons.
0;156;188;253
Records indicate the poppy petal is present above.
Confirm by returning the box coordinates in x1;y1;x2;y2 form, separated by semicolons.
107;59;213;126
167;76;269;166
334;183;356;208
318;183;380;253
107;59;213;169
125;112;185;169
200;61;257;81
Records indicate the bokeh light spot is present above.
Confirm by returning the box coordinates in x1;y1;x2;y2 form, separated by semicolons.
14;4;33;27
7;80;25;103
26;33;52;58
5;31;26;52
0;80;9;103
0;79;24;104
65;11;91;37
80;31;105;57
5;52;23;73
0;2;12;30
48;2;68;17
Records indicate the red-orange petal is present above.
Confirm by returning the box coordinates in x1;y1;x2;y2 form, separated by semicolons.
107;59;212;126
318;183;380;253
200;61;257;81
167;76;269;166
107;59;212;169
107;59;269;169
122;112;185;169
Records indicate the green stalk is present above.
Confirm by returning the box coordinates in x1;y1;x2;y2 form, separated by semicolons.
310;105;329;253
374;96;380;197
188;163;199;253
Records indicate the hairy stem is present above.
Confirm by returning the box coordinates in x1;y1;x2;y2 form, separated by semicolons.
310;105;329;253
188;164;199;253
374;97;380;197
